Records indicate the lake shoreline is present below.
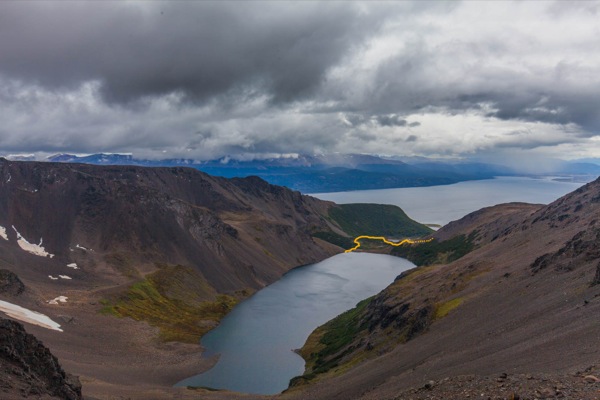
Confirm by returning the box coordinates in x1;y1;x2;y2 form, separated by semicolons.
177;253;416;395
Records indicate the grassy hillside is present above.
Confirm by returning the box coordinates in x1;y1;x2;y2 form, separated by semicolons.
101;265;251;343
313;203;432;250
329;204;432;237
391;231;477;266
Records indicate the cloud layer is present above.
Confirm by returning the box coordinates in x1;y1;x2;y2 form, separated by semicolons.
1;1;599;160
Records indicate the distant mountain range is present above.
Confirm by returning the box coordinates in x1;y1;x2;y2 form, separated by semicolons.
7;153;600;193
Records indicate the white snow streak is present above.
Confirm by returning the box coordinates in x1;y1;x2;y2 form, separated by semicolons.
58;275;71;280
75;244;92;251
48;296;68;305
0;226;7;241
48;275;58;280
0;300;63;331
11;226;54;258
66;263;78;269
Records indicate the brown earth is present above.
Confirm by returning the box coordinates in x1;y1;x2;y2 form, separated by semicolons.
3;158;598;400
0;159;347;399
0;318;82;400
287;179;600;400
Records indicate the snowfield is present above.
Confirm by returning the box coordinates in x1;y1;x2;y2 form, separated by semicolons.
0;300;62;331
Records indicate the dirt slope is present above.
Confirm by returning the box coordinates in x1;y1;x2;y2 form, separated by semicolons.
290;178;600;399
0;159;432;399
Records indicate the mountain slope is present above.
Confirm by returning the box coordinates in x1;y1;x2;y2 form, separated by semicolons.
0;318;82;400
0;158;431;399
291;178;600;399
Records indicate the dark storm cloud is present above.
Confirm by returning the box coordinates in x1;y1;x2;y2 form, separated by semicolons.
344;113;418;128
0;2;379;105
375;115;408;127
1;1;600;160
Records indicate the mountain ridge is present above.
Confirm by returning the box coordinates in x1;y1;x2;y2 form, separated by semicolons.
0;159;432;399
290;177;600;399
36;152;599;193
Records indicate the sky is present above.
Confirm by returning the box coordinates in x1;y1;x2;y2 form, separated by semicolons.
1;1;600;161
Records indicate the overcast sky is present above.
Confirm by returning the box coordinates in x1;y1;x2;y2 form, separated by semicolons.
1;1;599;161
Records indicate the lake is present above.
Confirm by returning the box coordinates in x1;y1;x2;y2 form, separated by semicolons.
176;253;416;394
312;176;586;226
177;176;587;394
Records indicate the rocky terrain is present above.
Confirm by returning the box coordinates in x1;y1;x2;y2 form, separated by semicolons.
3;157;598;399
290;178;600;399
0;318;82;400
0;158;430;399
389;368;600;400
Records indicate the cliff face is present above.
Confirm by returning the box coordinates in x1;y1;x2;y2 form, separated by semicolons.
293;178;600;399
0;318;82;400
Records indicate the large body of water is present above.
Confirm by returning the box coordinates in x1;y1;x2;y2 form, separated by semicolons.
312;176;586;226
178;176;587;394
177;253;416;394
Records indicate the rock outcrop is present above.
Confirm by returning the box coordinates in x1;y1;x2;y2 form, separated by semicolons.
0;318;82;400
0;269;24;296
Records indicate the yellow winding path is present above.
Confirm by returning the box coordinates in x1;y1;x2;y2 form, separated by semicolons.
345;235;433;253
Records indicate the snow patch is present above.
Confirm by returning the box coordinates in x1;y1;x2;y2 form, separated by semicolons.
0;226;7;241
58;275;71;280
48;275;58;280
75;244;92;252
66;263;78;269
11;226;54;258
0;300;63;331
48;296;68;305
6;173;11;183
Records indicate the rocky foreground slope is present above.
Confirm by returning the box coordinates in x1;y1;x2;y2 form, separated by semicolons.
291;178;600;399
0;318;82;400
0;159;431;398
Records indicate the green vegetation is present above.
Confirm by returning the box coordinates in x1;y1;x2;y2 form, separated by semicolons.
292;297;373;385
435;297;464;319
313;203;432;249
329;204;433;238
312;231;354;249
392;231;477;266
100;265;247;343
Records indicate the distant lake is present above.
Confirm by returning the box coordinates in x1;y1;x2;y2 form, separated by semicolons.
312;176;586;226
176;253;415;394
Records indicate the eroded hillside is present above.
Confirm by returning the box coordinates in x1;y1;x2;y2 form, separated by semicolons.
291;179;600;400
0;159;432;399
